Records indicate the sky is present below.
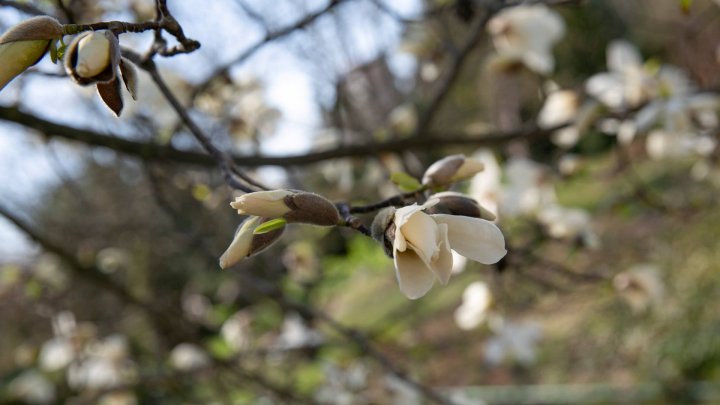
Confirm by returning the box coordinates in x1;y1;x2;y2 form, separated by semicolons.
0;0;423;262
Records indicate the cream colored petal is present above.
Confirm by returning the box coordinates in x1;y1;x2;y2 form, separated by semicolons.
75;32;111;78
428;223;453;285
393;249;436;299
400;210;439;264
607;40;643;73
230;190;293;217
219;217;259;269
432;214;507;264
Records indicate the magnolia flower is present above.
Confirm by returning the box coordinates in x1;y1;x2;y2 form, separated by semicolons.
485;318;543;366
8;370;56;404
219;216;285;269
455;281;492;330
614;264;665;313
537;90;601;148
388;103;418;135
422;154;484;187
374;200;506;299
230;190;341;226
487;4;565;74
274;313;324;350
469;150;501;218
586;40;653;109
537;204;599;248
65;30;138;116
500;157;557;217
0;16;63;91
39;337;75;372
169;343;211;371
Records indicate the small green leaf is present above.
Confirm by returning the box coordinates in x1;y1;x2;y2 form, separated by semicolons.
55;40;66;61
679;0;692;13
254;218;287;234
49;39;58;63
390;172;422;192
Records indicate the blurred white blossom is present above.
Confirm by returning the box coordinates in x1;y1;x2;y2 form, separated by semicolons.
274;313;324;350
484;318;543;366
469;149;501;217
487;4;565;74
537;204;599;248
500;158;557;217
169;343;211;371
614;264;665;313
586;40;653;109
8;370;56;404
455;281;492;330
38;337;75;372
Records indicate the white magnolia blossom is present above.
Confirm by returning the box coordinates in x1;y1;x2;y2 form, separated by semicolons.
537;204;599;248
38;337;75;372
230;190;293;217
8;370;56;404
221;311;252;352
469;149;501;218
75;31;112;78
274;313;324;350
487;4;565;74
388;103;418;135
538;89;580;147
500;158;557;217
613;264;665;313
484;318;543;366
67;335;136;391
454;281;492;330
586;40;654;109
169;343;211;371
219;216;260;269
391;200;507;299
315;363;369;405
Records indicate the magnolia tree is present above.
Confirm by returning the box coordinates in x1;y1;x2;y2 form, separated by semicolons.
1;0;719;403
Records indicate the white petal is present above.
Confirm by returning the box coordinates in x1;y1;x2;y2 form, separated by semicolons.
607;40;643;73
432;214;507;264
219;217;258;269
399;209;440;264
230;190;292;217
586;73;624;108
428;223;453;285
75;32;111;78
393;249;436;299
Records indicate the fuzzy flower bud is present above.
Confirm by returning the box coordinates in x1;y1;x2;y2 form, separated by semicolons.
0;16;63;91
219;216;285;269
230;190;342;226
422;155;485;187
371;207;397;258
75;32;111;78
424;192;497;221
65;30;120;85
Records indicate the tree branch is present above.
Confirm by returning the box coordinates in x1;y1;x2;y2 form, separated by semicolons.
0;105;566;168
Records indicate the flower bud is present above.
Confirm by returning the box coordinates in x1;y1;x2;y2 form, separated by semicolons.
422;154;484;187
424;192;496;221
0;16;63;91
371;207;396;258
65;30;120;85
231;190;293;218
230;190;342;226
219;216;285;269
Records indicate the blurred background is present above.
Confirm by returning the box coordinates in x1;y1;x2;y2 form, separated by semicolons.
1;0;720;403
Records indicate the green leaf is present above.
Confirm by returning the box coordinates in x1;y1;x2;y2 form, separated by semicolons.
55;40;66;61
253;218;286;234
49;39;58;63
390;172;422;192
679;0;692;13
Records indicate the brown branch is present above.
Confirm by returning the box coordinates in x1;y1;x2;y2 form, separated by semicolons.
0;104;566;167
